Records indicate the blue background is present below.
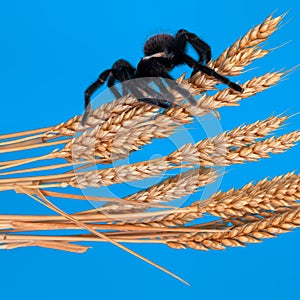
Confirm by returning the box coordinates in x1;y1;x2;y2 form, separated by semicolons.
0;0;299;299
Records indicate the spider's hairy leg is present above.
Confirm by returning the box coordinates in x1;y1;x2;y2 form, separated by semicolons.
138;97;171;109
183;54;243;93
153;77;175;102
112;59;136;78
133;58;174;107
159;71;197;106
110;59;136;97
82;59;135;125
82;69;111;125
107;75;122;99
120;78;166;107
175;29;212;64
193;64;243;92
125;77;171;108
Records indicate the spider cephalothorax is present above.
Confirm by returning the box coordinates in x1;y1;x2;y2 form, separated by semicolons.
144;34;176;57
82;29;243;124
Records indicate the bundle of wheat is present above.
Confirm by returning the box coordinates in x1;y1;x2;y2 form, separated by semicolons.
0;13;299;284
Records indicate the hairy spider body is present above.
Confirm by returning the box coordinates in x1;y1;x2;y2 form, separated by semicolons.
144;34;176;57
82;29;243;124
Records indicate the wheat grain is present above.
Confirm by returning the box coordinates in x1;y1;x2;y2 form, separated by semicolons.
194;173;300;218
101;167;218;216
166;206;300;250
126;171;300;227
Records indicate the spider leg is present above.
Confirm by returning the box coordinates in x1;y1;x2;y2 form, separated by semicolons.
110;67;147;98
158;71;197;106
130;58;172;107
107;75;122;99
183;54;243;92
138;77;174;108
125;77;170;108
153;77;176;103
110;61;137;97
194;65;243;92
82;69;111;125
175;29;211;64
138;97;170;108
82;59;136;125
122;79;156;103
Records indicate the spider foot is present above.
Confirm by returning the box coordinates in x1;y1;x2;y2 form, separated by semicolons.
191;65;243;93
138;98;171;109
81;104;91;126
229;82;244;93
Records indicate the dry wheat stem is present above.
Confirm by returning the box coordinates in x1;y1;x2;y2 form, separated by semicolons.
0;240;90;253
0;207;195;223
40;190;174;210
1;204;299;250
0;97;140;153
18;186;189;285
0;189;299;249
0;127;53;141
0;220;223;234
0;155;125;177
0;233;166;244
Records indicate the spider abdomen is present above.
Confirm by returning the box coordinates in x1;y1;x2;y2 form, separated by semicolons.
144;34;175;56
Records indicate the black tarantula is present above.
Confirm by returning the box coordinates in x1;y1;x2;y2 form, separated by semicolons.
82;29;243;124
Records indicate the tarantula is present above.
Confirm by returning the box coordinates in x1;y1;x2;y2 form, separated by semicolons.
82;29;243;124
